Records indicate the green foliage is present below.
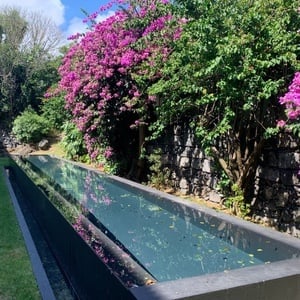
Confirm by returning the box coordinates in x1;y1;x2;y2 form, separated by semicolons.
12;108;50;143
147;148;171;189
216;171;231;195
41;92;70;130
21;58;60;113
96;153;120;175
149;0;300;199
217;171;250;218
224;184;251;218
152;0;299;138
288;123;300;138
61;121;87;160
264;127;280;139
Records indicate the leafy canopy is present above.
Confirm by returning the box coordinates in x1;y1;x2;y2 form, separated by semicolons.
149;0;300;197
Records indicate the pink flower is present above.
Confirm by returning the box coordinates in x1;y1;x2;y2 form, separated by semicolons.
55;0;185;162
279;73;300;121
287;109;300;120
104;147;113;159
102;196;112;205
276;120;286;128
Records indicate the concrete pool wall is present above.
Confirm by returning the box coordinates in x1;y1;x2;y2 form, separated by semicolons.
8;155;300;299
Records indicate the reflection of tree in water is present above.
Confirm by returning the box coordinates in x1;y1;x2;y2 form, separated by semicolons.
83;171;112;214
56;161;113;215
72;214;156;288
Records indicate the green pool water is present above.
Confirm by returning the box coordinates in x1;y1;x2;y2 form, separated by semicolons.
26;155;280;282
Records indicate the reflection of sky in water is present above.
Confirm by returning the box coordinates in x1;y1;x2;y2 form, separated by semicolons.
27;156;272;281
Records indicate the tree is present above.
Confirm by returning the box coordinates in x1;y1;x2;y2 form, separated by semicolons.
0;7;63;125
58;0;183;176
0;7;27;122
149;0;300;201
20;10;63;57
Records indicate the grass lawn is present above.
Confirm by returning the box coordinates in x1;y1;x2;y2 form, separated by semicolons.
0;157;41;299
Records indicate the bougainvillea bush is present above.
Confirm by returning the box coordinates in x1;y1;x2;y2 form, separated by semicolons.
58;0;184;176
277;72;300;137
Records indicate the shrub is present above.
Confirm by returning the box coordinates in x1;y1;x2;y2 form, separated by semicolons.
61;121;88;160
41;94;70;130
147;148;171;189
12;108;50;143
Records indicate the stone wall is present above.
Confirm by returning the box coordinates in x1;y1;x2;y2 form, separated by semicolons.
153;124;300;237
0;129;20;153
253;135;300;237
155;124;221;201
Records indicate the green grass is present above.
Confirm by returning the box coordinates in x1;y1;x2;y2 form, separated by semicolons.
0;158;41;299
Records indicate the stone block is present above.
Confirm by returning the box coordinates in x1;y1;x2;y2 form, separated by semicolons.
192;147;203;159
280;171;297;185
174;134;182;146
179;178;189;189
179;178;190;195
185;133;194;147
262;151;278;168
181;146;193;157
173;125;182;136
38;139;49;150
179;156;191;168
263;187;274;201
278;152;300;169
202;159;211;173
259;168;280;182
293;208;300;222
275;192;289;208
161;154;170;165
191;158;201;170
208;190;222;203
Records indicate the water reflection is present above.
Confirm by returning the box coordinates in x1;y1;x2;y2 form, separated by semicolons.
24;155;294;282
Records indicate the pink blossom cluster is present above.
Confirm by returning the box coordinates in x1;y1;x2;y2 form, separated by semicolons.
73;216;109;262
277;72;300;127
44;85;62;99
58;0;184;161
72;215;136;287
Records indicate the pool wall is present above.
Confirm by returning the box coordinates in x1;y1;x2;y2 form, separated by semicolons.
131;259;300;299
9;155;300;299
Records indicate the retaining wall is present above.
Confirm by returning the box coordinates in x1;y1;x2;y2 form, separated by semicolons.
153;125;300;237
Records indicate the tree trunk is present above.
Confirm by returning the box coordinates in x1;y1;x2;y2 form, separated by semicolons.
136;124;145;180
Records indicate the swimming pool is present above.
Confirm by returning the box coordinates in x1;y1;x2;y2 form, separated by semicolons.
14;155;300;299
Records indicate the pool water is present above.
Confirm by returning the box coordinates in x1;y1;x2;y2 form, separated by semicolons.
26;155;275;282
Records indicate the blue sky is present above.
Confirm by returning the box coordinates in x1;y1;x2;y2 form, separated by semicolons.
63;0;107;24
61;0;114;34
0;0;116;42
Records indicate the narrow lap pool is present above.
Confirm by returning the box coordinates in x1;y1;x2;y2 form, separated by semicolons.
13;155;300;299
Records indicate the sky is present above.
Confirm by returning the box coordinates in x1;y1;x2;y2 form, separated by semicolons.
0;0;115;43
